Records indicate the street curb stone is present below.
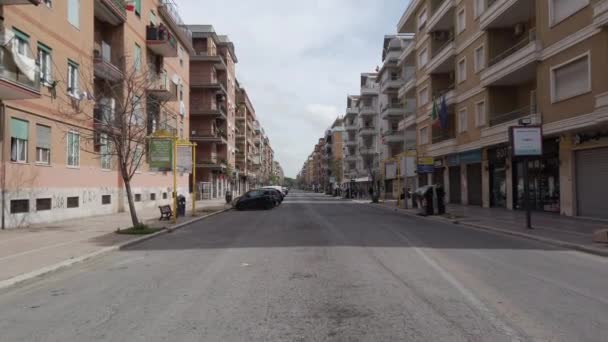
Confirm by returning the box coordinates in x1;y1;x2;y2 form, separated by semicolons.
0;208;231;291
368;203;608;258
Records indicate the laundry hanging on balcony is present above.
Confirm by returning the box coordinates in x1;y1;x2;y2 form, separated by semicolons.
0;28;37;83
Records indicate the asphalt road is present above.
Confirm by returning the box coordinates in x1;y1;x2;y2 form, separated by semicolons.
1;191;607;341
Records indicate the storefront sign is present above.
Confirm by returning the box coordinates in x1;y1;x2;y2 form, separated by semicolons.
149;138;173;171
417;157;435;174
447;150;482;166
176;145;192;173
511;126;543;157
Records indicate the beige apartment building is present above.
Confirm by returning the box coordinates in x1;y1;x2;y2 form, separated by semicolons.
0;0;191;228
235;82;259;192
188;24;238;199
397;0;608;218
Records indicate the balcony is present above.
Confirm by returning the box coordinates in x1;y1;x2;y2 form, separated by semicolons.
382;130;405;144
190;128;228;144
93;42;123;83
427;38;455;74
398;41;416;66
94;0;126;25
359;105;377;116
345;121;358;131
191;51;227;70
385;49;401;66
191;101;226;118
427;0;455;33
358;126;376;136
359;144;377;156
158;0;194;52
0;46;40;100
432;129;456;144
594;0;608;27
191;75;227;94
147;72;177;101
0;0;40;4
361;83;380;96
146;25;178;57
345;140;358;147
480;30;540;87
480;0;536;30
381;103;405;120
381;76;403;93
345;106;358;117
489;104;537;127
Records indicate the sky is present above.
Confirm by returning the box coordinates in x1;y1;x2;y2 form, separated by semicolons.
180;0;409;178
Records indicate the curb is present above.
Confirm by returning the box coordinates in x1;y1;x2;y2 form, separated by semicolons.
371;204;608;258
0;208;231;291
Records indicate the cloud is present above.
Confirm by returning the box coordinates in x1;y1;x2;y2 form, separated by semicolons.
179;0;408;177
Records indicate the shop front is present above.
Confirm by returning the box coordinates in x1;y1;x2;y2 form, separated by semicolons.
513;138;560;213
447;150;482;205
572;132;608;219
488;145;509;208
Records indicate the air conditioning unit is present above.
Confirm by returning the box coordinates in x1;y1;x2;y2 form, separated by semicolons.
514;23;525;36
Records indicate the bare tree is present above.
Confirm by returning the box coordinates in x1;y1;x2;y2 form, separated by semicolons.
361;154;379;203
56;56;180;227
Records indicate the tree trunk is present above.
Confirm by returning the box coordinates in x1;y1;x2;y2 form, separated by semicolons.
123;180;140;227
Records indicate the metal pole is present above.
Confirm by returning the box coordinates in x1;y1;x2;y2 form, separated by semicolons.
523;157;532;229
192;143;196;216
173;137;178;224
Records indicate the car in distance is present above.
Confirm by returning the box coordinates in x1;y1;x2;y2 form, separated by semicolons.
234;189;276;210
263;188;283;206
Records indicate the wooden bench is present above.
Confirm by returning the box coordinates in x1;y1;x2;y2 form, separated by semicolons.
159;205;173;221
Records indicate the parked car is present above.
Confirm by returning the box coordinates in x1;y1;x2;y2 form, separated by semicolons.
263;188;283;205
234;189;276;210
282;187;289;195
262;186;287;198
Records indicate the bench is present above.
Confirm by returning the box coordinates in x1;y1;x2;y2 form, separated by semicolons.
159;205;173;221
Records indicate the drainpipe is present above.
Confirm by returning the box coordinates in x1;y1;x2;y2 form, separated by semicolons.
1;103;6;230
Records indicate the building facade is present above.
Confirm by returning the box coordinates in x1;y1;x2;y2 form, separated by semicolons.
396;0;608;218
1;0;191;228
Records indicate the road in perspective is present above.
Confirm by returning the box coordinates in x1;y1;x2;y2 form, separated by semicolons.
1;191;607;342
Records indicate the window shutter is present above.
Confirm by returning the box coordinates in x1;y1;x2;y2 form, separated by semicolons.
554;56;589;101
11;118;28;140
36;125;51;148
135;0;141;15
68;0;80;27
12;28;29;42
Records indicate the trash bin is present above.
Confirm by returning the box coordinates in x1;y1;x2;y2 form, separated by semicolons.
225;190;233;204
414;185;434;216
177;195;186;217
436;185;446;215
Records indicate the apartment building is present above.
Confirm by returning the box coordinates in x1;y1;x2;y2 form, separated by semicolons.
188;24;238;199
324;117;344;191
343;95;360;181
357;73;381;190
272;160;284;185
235;82;258;193
396;0;608;219
0;0;191;228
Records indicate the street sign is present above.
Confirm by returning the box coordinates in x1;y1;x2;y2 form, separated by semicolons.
176;145;193;173
149;138;173;170
511;126;543;157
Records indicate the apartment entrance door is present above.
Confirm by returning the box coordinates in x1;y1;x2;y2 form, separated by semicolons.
449;166;461;204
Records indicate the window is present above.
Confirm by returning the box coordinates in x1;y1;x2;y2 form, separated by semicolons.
458;109;468;133
162;192;168;199
134;44;141;71
418;87;429;106
457;57;467;83
10;200;29;214
102;195;111;205
551;53;591;103
134;0;141;17
67;196;79;208
100;134;111;170
418;48;428;68
36;198;52;211
474;0;484;18
134;194;142;202
474;45;485;72
38;44;52;84
134;146;143;171
420;126;429;145
475;101;486;127
67;61;79;96
456;7;466;34
43;0;52;8
150;10;156;25
36;125;51;164
13;29;29;56
150;193;156;201
418;9;428;31
178;46;184;67
67;0;79;28
550;0;589;26
11;118;28;163
67;131;80;167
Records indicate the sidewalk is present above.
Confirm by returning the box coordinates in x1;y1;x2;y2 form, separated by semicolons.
0;199;230;288
377;201;608;256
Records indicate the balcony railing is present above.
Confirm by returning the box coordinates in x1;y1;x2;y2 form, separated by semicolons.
489;29;536;67
0;46;40;100
93;41;124;82
431;36;455;58
489;105;536;126
432;128;455;144
146;25;178;57
94;0;127;25
158;0;194;52
147;71;177;101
